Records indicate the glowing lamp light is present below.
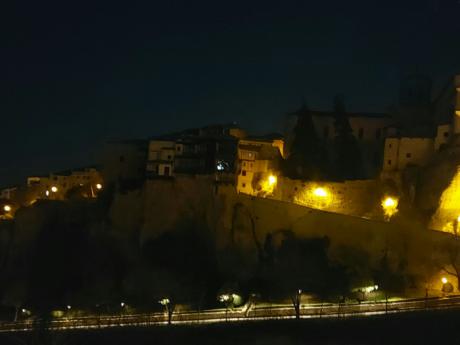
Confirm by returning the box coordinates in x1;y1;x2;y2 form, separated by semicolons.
3;205;11;212
159;298;170;306
383;197;396;208
96;183;102;190
268;175;277;186
382;196;399;219
45;190;50;197
51;186;58;193
21;309;26;313
442;277;448;284
313;187;328;197
66;305;71;310
218;294;231;302
120;302;125;308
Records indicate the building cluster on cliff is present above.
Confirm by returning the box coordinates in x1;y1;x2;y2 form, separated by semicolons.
1;74;460;230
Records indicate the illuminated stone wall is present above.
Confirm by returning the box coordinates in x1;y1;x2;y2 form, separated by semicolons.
430;166;460;232
272;177;382;218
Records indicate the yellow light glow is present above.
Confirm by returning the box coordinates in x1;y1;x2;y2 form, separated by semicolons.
313;187;328;197
430;167;460;232
383;198;396;208
3;205;11;212
293;185;333;210
45;190;50;196
51;186;58;193
96;183;102;190
382;196;398;219
259;174;277;196
442;277;448;284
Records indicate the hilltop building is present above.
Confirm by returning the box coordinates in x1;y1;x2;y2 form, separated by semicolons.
146;123;246;179
101;139;148;185
27;167;102;200
285;108;393;178
382;75;460;175
236;135;284;195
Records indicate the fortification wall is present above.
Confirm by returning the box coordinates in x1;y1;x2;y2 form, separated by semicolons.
135;175;453;280
272;177;381;218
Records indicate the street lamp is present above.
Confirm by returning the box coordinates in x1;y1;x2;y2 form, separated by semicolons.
3;205;11;212
96;183;102;190
382;196;398;220
159;298;173;325
51;186;58;193
313;187;328;197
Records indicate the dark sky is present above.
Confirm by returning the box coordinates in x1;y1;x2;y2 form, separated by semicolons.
2;0;460;186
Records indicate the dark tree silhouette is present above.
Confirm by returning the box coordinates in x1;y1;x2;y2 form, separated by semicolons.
260;235;349;319
284;104;328;179
332;95;363;180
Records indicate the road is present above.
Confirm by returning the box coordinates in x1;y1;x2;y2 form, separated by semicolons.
1;295;460;332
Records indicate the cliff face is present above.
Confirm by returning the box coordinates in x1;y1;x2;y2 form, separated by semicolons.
133;177;447;281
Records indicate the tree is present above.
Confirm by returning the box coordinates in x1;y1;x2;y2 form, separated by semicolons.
439;226;460;291
332;95;363;180
284;103;328;179
260;235;349;319
124;227;219;324
374;250;406;311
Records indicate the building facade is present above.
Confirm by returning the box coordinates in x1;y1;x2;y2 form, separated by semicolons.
236;136;284;195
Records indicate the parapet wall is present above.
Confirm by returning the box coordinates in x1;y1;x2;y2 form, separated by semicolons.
274;177;381;218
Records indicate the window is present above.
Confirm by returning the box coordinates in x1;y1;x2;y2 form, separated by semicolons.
406;153;412;158
444;132;449;138
243;161;246;167
358;128;364;139
242;170;247;176
375;128;381;139
167;155;172;160
164;166;170;176
323;126;329;138
242;183;246;188
176;146;182;152
388;160;392;165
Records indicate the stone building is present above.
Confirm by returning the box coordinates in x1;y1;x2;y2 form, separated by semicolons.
236;135;284;195
27;167;102;200
285;108;393;178
101;139;148;185
146;123;245;178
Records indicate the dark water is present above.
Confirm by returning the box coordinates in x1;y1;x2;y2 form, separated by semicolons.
1;309;459;344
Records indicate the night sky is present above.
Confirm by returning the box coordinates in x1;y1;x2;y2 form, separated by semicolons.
2;0;460;186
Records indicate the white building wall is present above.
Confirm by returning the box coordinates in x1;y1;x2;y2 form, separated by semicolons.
383;137;434;171
383;138;400;172
435;124;452;151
